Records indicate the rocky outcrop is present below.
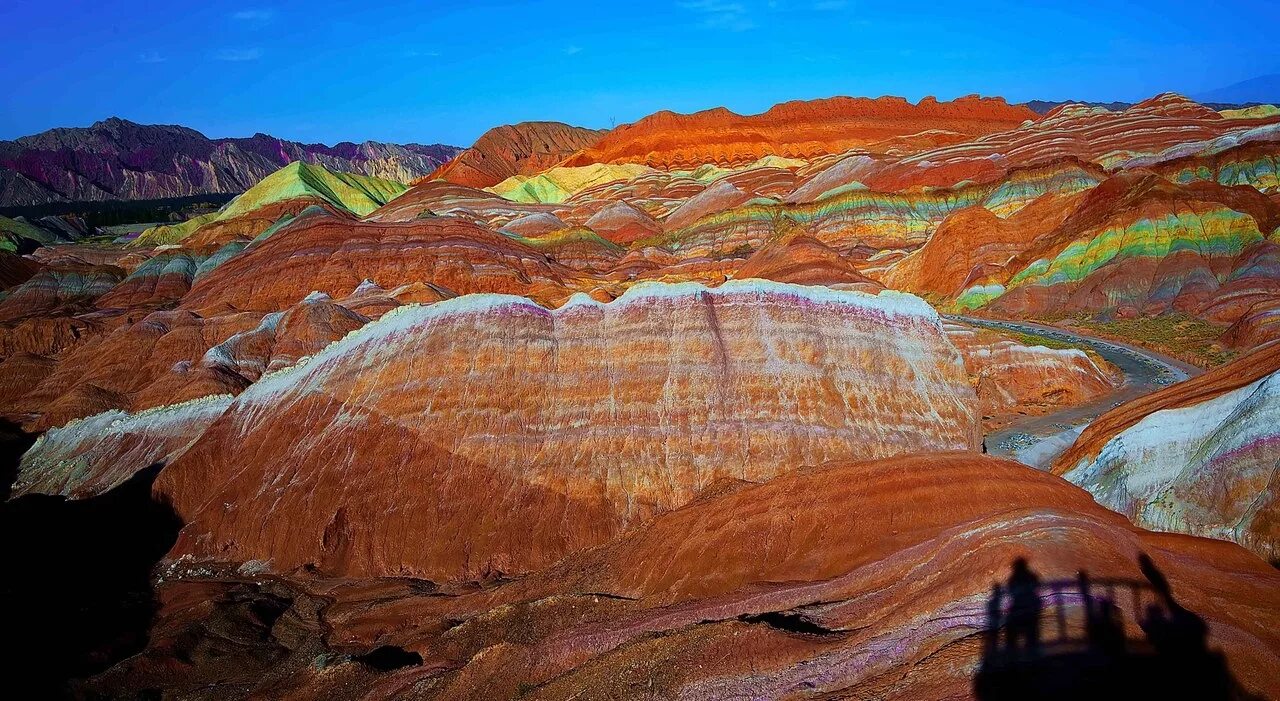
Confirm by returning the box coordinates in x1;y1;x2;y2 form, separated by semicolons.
837;93;1280;192
581;201;661;244
0;117;458;206
89;453;1280;700
561;95;1037;169
179;213;578;312
12;394;233;499
945;323;1118;426
735;233;884;291
0;264;124;322
154;282;980;579
948;172;1280;322
6;309;261;431
1055;342;1280;562
429;122;605;189
129;161;407;250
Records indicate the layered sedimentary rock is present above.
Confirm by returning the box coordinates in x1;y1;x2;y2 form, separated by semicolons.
179;214;578;312
561;95;1037;169
1055;342;1280;562
0;264;124;322
12;395;233;499
199;293;370;382
429;122;606;189
830;93;1280;192
0;117;458;206
581;201;661;244
94;253;200;308
509;228;625;273
661;161;1103;258
945;323;1118;425
364;180;554;228
130;161;407;249
951;172;1280;321
882;194;1083;301
735;233;884;291
93;454;1280;700
2;289;385;432
155;281;980;579
488;163;654;204
7;309;262;430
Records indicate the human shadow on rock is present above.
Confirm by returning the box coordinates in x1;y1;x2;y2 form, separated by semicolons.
0;461;182;698
975;554;1261;701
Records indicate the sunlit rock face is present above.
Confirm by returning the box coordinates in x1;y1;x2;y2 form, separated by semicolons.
155;281;980;580
561;95;1036;169
663;161;1102;259
179;214;579;313
1055;343;1280;562
944;323;1117;425
11;395;233;499
429;121;606;189
735;233;885;291
842;93;1280;191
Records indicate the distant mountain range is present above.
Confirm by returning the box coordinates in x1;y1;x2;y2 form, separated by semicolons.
1195;74;1280;104
0;118;461;207
7;89;1277;208
1021;98;1270;115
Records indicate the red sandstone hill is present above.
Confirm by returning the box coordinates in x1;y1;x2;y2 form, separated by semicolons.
83;453;1280;699
427;121;607;188
1054;341;1280;475
559;95;1037;170
178;213;579;313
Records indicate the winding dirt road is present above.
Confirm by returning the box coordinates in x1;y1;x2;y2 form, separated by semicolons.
948;316;1202;469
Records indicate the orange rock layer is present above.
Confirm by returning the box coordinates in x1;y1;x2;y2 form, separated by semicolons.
562;95;1037;170
155;282;981;580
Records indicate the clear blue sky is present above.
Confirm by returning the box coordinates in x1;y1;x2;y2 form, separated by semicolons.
1;1;1276;146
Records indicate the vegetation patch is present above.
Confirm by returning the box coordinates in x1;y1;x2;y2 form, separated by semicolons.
1065;313;1237;368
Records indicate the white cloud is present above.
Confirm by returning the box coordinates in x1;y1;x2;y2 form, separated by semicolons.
215;48;264;62
137;51;167;64
564;45;583;55
679;0;756;32
232;8;276;22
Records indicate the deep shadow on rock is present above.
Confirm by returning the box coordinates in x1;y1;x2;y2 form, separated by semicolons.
975;555;1262;701
0;459;181;698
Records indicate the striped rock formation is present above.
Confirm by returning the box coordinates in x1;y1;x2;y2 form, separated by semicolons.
820;93;1280;192
1054;342;1280;563
130;161;408;249
11;394;233;499
92;454;1280;700
429;122;606;189
179;213;579;313
945;323;1118;427
154;281;981;580
561;95;1036;169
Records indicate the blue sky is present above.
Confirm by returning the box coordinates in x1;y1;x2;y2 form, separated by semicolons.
1;1;1276;146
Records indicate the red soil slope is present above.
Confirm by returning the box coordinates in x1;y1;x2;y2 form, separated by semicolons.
428;122;606;188
561;95;1037;170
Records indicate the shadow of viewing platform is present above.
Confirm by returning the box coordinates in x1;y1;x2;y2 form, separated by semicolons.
974;555;1262;701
